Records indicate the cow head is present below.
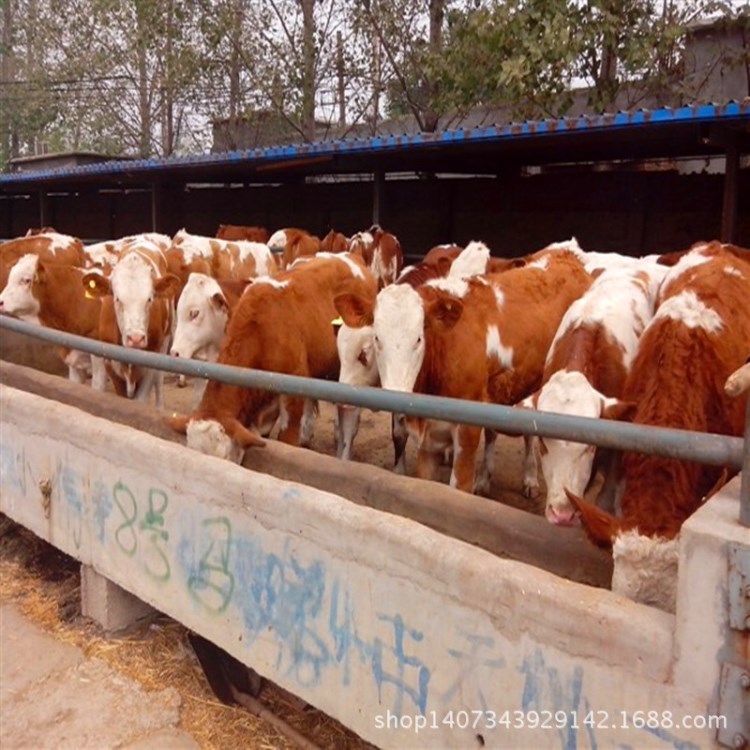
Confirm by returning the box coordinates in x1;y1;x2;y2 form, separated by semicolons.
520;371;635;525
0;253;42;322
171;273;230;362
83;251;179;349
165;414;265;463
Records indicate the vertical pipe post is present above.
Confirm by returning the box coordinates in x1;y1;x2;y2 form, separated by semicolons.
38;189;48;229
721;137;738;244
740;398;750;527
373;170;384;226
151;181;160;233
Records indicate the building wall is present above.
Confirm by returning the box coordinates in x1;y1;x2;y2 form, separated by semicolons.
1;169;748;254
2;382;742;750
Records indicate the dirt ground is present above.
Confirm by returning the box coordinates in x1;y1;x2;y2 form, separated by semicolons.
161;373;543;517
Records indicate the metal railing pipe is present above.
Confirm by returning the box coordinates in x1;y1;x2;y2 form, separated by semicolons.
0;315;745;475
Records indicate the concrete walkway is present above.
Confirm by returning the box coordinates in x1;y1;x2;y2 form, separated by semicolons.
0;603;199;750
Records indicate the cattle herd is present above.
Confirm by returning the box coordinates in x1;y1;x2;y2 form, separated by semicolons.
1;224;749;611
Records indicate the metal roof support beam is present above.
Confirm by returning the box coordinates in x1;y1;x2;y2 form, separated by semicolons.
721;135;738;243
372;170;384;226
38;189;48;229
150;181;162;233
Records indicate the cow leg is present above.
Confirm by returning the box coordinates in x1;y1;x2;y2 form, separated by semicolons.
134;367;159;405
277;396;305;445
392;413;408;474
90;356;108;391
475;428;497;496
192;378;208;409
522;435;540;498
299;399;318;447
336;404;361;460
450;425;482;493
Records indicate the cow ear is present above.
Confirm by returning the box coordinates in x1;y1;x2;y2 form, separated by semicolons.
516;389;540;410
334;293;374;328
601;398;636;422
33;259;47;284
82;272;111;298
427;296;463;328
210;291;230;315
435;255;453;278
155;273;181;298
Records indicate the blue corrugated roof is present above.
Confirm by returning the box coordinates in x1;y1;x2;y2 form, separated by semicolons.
2;101;748;184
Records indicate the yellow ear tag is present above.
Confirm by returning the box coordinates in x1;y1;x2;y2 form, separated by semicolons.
85;279;97;300
331;316;344;327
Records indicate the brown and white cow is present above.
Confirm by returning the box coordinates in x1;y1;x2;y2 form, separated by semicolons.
336;244;591;493
567;241;750;612
1;232;85;290
519;260;667;523
267;228;321;271
168;229;277;292
83;239;179;404
0;254;108;388
349;225;404;289
334;241;496;470
166;253;376;461
216;224;271;244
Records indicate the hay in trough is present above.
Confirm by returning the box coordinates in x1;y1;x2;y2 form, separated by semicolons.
0;515;375;750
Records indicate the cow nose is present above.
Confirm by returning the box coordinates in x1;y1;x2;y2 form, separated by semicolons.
126;333;147;349
546;505;578;526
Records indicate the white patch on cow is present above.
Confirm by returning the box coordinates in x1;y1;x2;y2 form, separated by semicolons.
84;241;119;268
0;254;41;322
372;284;425;392
492;285;505;308
43;233;79;254
425;276;469;298
186;419;245;463
171;229;215;261
171;273;228;361
448;241;490;279
652;290;723;333
316;251;365;279
236;241;274;276
485;324;513;368
542;237;584;257
660;246;712;291
724;266;744;279
350;231;374;250
527;255;550;271
396;265;415;282
337;324;379;387
254;277;289;289
550;266;658;371
267;230;287;250
612;530;679;613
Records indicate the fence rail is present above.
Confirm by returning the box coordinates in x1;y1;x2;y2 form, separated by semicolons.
2;313;748;527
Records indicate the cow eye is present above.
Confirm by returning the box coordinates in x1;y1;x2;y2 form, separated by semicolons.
416;336;422;346
189;309;200;321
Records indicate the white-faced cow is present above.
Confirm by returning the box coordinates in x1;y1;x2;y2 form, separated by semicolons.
83;239;179;404
520;260;667;523
336;243;590;493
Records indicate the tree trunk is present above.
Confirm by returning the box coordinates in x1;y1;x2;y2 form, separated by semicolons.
424;0;444;132
300;0;316;141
